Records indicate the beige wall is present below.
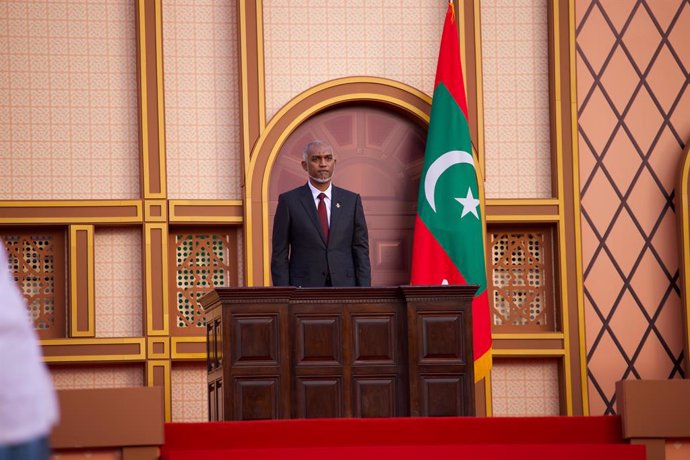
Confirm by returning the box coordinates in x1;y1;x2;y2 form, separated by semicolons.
0;0;140;200
162;0;242;199
481;0;552;198
262;0;444;120
1;0;688;420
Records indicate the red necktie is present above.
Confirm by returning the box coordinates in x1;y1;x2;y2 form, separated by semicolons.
317;193;329;241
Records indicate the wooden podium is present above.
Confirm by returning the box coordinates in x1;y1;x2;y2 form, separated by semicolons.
200;285;476;421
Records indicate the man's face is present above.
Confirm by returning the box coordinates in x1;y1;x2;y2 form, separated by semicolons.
302;145;336;184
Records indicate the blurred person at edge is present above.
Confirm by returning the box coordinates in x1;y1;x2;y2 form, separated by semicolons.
0;243;58;460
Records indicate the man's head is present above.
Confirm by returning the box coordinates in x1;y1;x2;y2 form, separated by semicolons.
302;140;336;190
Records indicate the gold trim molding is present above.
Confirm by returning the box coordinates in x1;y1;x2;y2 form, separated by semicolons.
677;140;690;373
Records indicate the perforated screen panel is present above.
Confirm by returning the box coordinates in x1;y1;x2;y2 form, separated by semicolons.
172;232;237;335
488;227;555;332
1;232;66;339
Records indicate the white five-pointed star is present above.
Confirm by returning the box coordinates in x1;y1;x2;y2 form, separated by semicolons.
455;187;480;219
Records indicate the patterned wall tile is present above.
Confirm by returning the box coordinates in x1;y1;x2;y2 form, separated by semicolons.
0;0;139;200
491;358;560;416
94;228;142;337
481;0;552;198
51;365;143;389
576;0;688;414
263;0;445;121
162;0;241;199
171;363;207;422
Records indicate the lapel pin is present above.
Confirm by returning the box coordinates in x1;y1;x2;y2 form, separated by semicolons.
336;202;341;208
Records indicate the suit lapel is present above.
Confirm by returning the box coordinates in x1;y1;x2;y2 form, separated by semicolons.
298;184;327;245
329;187;343;247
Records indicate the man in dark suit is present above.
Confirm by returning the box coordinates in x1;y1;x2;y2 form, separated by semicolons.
271;140;371;287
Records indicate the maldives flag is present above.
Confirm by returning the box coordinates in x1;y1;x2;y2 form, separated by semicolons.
410;1;492;381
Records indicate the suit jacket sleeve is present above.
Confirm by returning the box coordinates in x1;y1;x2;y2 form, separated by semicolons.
271;194;290;286
352;194;371;286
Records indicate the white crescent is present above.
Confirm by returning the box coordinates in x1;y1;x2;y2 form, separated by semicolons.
424;150;474;212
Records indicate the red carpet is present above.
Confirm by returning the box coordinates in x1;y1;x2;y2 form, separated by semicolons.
161;416;644;460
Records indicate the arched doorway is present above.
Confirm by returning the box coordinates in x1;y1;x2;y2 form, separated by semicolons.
268;104;426;286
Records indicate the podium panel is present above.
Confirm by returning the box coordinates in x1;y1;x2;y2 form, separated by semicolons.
201;285;476;420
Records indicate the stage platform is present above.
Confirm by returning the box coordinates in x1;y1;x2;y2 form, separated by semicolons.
161;416;645;460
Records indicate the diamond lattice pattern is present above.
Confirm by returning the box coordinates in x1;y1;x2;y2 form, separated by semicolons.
576;0;689;415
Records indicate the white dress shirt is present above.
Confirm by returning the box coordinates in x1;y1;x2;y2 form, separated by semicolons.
0;243;59;445
307;181;332;226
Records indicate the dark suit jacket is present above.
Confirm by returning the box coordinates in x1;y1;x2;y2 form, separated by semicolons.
271;184;371;287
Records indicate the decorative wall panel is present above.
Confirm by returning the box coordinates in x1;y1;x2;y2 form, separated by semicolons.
94;228;142;337
162;0;241;199
1;231;66;339
171;362;207;422
488;226;555;332
491;358;560;416
576;0;688;414
0;0;140;199
481;0;552;198
51;365;143;389
171;231;236;335
263;0;445;120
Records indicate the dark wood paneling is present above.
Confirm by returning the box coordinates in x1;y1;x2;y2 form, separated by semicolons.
402;286;476;417
208;381;217;422
202;286;475;421
421;376;466;416
217;379;224;421
353;316;396;364
233;316;279;365
296;378;343;418
234;378;280;420
295;316;342;365
354;377;397;417
419;314;466;363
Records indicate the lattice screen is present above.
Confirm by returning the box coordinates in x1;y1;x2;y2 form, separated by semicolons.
172;232;237;335
488;227;555;332
1;232;66;339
